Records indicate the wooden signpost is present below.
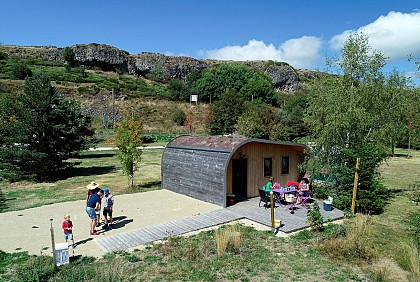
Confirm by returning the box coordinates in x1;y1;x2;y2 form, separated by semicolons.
351;158;360;214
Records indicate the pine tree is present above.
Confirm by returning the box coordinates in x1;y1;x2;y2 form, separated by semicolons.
0;72;94;181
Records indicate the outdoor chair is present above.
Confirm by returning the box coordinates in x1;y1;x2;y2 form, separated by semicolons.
287;181;300;189
258;189;270;209
299;191;312;206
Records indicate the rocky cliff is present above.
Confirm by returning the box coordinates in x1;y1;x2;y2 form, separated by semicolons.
0;43;306;92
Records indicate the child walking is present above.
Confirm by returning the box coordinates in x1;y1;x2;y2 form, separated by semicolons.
103;188;114;229
62;214;75;249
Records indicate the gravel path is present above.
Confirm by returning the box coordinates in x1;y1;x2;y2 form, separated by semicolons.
0;190;220;258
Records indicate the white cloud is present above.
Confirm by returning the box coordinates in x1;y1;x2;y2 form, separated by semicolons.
330;11;420;60
199;37;322;69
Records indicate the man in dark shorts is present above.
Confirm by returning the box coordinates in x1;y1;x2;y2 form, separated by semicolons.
86;189;103;235
102;188;114;229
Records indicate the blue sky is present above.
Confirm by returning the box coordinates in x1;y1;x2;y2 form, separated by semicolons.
1;1;419;82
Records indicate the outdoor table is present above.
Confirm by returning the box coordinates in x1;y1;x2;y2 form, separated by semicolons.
271;188;297;204
272;188;298;213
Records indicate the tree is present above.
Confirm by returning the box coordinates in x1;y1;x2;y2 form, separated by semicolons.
115;114;143;189
303;32;411;213
235;101;278;139
235;111;266;138
270;95;310;142
206;89;245;135
191;63;277;105
9;61;32;79
239;78;277;105
168;79;191;102
0;72;94;181
63;47;75;70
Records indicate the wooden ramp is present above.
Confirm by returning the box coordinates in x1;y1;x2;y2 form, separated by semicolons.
95;209;243;253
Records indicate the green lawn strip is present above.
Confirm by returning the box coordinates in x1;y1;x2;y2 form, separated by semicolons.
380;148;419;189
5;225;372;281
369;192;419;271
0;250;31;281
0;148;164;212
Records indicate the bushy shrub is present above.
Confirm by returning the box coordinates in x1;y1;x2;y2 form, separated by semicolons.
9;62;33;79
311;182;333;200
235;110;266;138
0;51;8;60
316;214;377;264
0;187;7;212
306;202;324;231
172;109;186;126
168;79;190;101
63;46;75;67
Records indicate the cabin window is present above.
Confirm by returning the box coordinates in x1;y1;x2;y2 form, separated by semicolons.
264;158;272;177
281;156;289;174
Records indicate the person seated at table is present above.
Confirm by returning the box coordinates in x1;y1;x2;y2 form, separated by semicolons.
299;177;311;196
265;177;275;192
296;177;310;204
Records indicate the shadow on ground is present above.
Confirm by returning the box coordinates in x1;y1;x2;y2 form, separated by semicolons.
77;153;116;159
74;238;93;247
103;215;133;231
58;165;117;179
137;181;161;190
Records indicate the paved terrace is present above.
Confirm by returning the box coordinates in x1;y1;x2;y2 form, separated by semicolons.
95;197;344;253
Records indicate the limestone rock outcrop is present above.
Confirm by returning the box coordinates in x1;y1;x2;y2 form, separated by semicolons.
0;44;305;92
131;52;209;82
71;44;131;73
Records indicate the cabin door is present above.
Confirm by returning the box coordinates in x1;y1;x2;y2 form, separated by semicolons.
232;158;247;199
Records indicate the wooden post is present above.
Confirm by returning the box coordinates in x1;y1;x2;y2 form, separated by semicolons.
351;158;360;214
270;191;275;231
50;219;58;271
408;136;411;158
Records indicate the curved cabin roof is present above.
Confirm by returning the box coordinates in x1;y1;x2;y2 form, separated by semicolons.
167;135;306;153
162;135;306;207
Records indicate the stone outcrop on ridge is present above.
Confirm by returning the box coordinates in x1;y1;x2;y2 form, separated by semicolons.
0;43;307;92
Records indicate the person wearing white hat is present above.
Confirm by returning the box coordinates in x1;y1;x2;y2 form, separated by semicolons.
86;181;100;204
86;189;103;235
85;181;101;235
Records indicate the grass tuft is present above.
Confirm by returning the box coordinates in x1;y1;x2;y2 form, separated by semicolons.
215;224;242;255
316;214;377;264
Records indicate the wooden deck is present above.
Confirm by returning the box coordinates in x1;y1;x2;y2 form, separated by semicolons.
95;197;344;253
228;197;344;233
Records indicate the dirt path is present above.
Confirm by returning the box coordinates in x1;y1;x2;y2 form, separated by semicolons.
0;190;220;258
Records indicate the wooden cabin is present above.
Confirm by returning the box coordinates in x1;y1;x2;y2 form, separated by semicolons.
161;136;306;207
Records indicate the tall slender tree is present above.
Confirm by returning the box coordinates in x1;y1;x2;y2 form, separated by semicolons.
303;32;411;213
115;113;143;189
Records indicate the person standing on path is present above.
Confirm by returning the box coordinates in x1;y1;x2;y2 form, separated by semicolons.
86;181;100;204
95;189;104;228
86;189;103;235
62;214;75;248
102;188;114;229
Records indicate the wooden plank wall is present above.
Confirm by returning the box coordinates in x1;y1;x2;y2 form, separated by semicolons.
226;142;302;198
162;147;230;207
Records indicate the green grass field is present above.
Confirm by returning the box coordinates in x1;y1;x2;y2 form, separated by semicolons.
379;148;420;189
0;148;164;212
